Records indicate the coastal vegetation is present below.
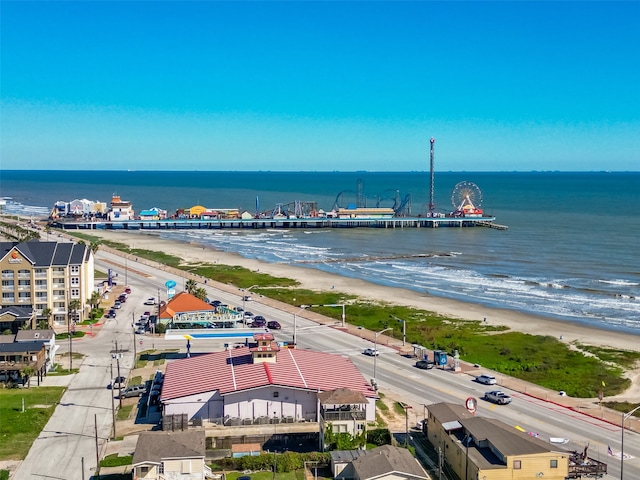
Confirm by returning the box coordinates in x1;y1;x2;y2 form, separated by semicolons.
64;231;638;399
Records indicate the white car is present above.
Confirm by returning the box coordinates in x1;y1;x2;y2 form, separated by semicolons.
144;298;156;305
476;374;497;385
363;348;379;356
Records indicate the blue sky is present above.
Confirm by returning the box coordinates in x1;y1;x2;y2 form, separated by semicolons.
1;1;638;171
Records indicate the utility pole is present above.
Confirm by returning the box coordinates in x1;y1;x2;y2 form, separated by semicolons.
67;291;73;372
110;363;116;439
132;311;137;361
94;414;100;478
116;356;122;409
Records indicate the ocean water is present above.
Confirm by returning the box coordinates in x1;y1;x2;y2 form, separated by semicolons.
2;170;639;334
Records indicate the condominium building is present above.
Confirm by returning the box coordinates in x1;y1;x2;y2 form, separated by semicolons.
0;241;94;331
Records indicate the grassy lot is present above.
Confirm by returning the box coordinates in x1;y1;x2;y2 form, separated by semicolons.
69;232;639;399
116;404;134;421
0;387;65;460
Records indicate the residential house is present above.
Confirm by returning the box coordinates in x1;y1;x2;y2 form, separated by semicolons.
16;329;58;374
318;388;368;451
331;444;429;480
0;340;47;385
131;430;216;480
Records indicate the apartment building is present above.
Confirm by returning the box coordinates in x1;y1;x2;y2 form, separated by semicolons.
0;241;94;331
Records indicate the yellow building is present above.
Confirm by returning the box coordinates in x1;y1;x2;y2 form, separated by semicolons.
426;403;570;480
0;241;95;330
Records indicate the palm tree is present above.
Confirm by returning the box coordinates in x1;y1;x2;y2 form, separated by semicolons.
69;299;82;326
41;307;52;328
22;366;35;388
90;240;101;254
185;279;197;295
89;291;101;310
194;287;208;301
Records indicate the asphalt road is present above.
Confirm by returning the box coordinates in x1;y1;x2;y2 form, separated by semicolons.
13;248;639;480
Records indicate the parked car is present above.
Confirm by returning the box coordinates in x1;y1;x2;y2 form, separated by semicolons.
117;294;127;303
476;374;497;385
121;384;147;398
267;321;281;330
244;311;254;318
211;300;222;307
108;376;127;389
105;309;117;319
144;298;156;305
124;287;132;294
484;390;512;405
252;317;266;328
363;348;379;356
415;360;434;370
113;301;122;309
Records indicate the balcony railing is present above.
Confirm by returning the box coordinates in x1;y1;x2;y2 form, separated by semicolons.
34;272;47;278
52;283;65;289
2;285;14;291
17;273;31;279
321;410;366;421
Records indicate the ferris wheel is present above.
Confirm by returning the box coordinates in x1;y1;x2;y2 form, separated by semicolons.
451;181;483;213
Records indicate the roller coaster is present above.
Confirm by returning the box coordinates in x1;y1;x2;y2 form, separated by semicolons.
332;179;412;216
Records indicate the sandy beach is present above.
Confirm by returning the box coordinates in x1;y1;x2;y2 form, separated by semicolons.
89;229;640;354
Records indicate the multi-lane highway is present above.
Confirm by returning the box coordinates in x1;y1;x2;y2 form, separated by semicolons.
13;249;638;479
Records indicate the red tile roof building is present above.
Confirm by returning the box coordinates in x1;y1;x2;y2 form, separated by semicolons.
161;333;377;425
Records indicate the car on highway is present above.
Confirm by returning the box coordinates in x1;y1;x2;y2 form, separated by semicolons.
252;317;267;328
476;374;497;385
121;384;147;398
363;348;379;356
243;296;252;302
267;320;281;330
144;298;155;305
484;390;512;405
415;360;434;370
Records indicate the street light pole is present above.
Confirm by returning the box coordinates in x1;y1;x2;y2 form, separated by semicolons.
389;314;406;346
621;404;640;480
273;411;277;480
293;304;309;346
307;303;346;327
373;327;392;384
